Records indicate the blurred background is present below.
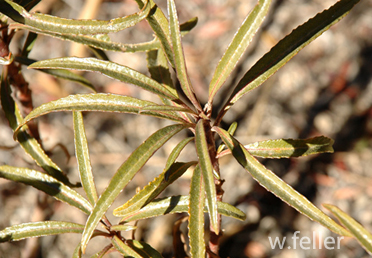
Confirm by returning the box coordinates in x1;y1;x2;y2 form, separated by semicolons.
1;0;372;257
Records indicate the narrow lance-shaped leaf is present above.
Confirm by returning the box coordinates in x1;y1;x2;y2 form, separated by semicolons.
168;0;202;112
0;165;92;214
216;0;361;125
135;0;175;67
72;242;82;258
1;0;151;35
1;75;76;186
164;137;194;177
188;164;206;258
195;120;219;233
28;57;181;102
218;136;334;159
119;195;246;223
15;56;95;91
73;111;98;205
323;204;372;254
207;0;271;108
113;161;196;216
214;127;352;237
14;93;190;137
11;23;161;53
81;124;187;253
0;221;107;243
112;237;164;258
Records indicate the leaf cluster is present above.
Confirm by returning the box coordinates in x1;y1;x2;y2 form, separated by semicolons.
1;0;370;257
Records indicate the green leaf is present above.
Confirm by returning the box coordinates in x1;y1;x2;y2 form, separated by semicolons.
218;136;334;159
72;243;82;258
119;195;246;223
323;204;372;254
15;56;95;91
121;165;183;214
112;237;164;258
81;124;186;253
13;94;189;137
0;165;93;214
245;136;334;158
73;111;98;205
217;0;361;123
1;76;76;186
208;0;271;107
2;0;151;35
195;120;219;233
168;0;201;112
28;57;181;101
11;23;160;53
164;137;194;176
0;221;106;243
179;17;198;36
113;161;195;216
188;164;206;258
135;0;175;67
214;127;352;237
11;16;196;54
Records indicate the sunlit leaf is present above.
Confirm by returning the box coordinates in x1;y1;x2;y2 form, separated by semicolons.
214;127;352;237
73;111;98;205
135;0;175;67
81;124;187;253
0;165;92;214
14;94;190;137
1;0;151;35
168;0;202;111
15;56;95;91
114;162;195;216
11;23;160;53
1;76;76;186
188;164;206;258
324;204;372;254
28;57;181;101
218;136;334;159
208;0;271;107
216;0;361;125
72;242;82;258
119;195;246;223
195;120;219;233
0;221;107;242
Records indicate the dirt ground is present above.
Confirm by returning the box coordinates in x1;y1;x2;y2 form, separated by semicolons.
1;0;372;257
